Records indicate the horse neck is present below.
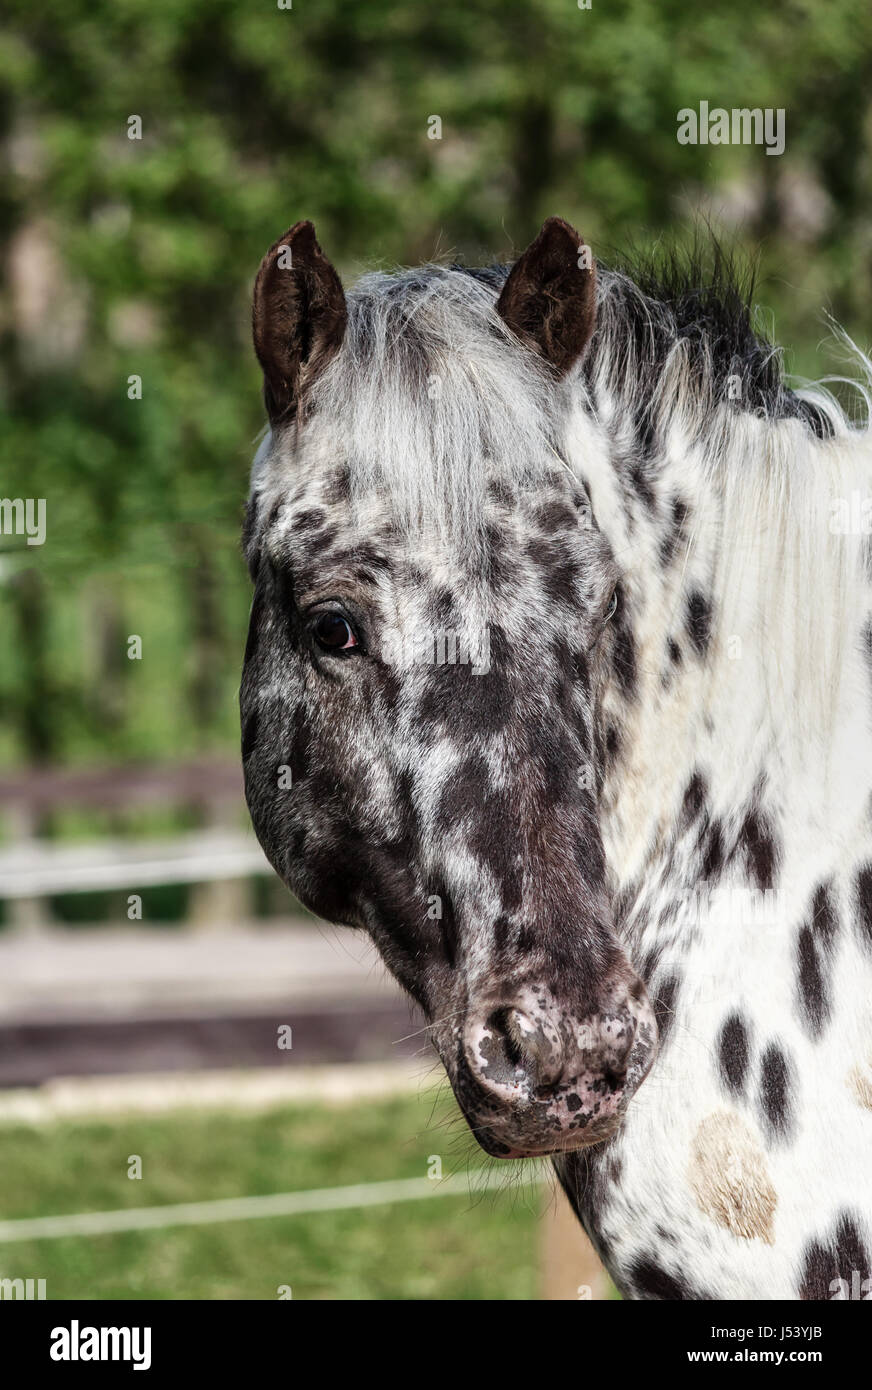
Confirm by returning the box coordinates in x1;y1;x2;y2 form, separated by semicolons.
567;393;872;951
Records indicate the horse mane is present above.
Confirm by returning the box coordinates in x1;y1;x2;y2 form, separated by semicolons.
460;243;867;440
281;236;870;548
588;240;870;445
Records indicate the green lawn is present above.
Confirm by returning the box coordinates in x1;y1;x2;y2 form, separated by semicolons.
0;1090;547;1299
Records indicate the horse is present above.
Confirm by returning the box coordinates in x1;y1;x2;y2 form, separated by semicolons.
240;216;872;1300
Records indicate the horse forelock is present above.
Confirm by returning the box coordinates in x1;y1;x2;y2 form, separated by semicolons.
318;266;567;542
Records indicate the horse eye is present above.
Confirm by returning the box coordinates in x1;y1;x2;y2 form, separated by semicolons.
313;612;358;651
604;590;618;622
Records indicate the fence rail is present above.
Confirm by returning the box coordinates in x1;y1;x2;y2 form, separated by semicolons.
0;758;242;814
0;831;272;898
0;758;261;926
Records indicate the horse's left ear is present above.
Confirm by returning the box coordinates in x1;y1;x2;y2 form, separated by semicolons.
496;217;596;376
252;220;347;425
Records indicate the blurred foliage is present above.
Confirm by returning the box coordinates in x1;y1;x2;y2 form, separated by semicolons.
0;0;871;767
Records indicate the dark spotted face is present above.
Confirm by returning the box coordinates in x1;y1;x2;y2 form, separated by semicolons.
242;216;657;1158
241;442;657;1156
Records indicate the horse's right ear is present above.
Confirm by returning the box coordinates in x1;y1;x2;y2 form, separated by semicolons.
496;217;596;377
252;221;347;425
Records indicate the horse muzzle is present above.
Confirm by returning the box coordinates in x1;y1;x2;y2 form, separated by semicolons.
451;979;658;1158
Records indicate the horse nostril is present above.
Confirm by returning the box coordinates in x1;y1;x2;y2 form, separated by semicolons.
465;1005;565;1094
602;1062;629;1093
468;1008;533;1092
489;1008;525;1072
463;1009;529;1094
465;991;648;1102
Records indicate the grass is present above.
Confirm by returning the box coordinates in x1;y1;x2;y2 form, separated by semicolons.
0;1089;547;1300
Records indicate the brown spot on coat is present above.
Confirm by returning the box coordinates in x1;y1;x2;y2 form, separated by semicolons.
689;1111;777;1245
849;1058;872;1110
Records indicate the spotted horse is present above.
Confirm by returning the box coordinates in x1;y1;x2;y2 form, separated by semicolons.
240;216;872;1299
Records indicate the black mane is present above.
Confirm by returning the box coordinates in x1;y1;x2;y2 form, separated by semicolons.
596;241;832;438
456;241;833;439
